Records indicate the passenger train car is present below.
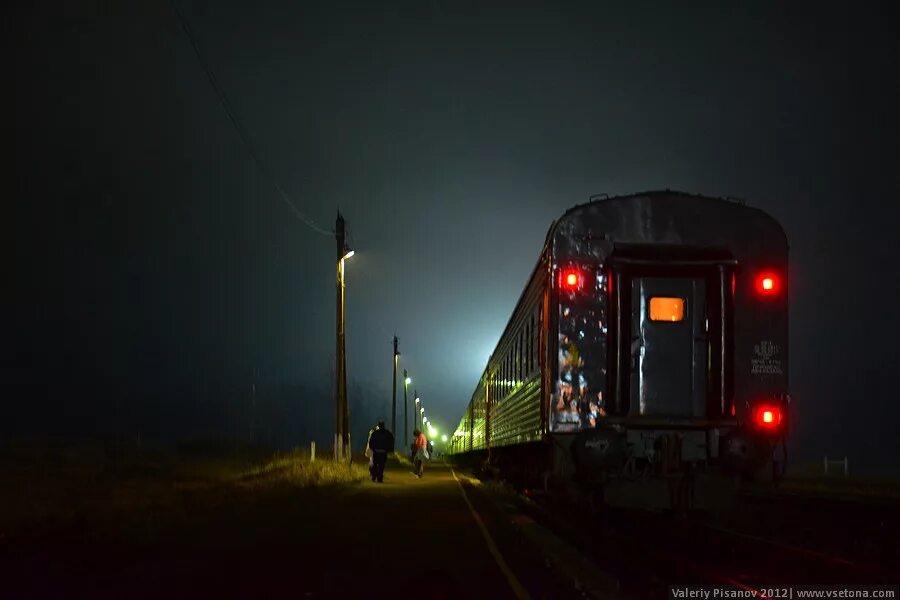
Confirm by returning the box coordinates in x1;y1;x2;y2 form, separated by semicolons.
448;191;789;509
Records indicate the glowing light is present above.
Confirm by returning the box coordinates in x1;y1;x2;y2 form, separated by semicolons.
755;272;780;296
752;403;783;429
342;249;355;260
405;377;411;385
560;267;581;290
441;435;448;442
649;297;684;322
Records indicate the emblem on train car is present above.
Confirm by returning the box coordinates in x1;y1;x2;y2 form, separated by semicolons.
751;340;783;375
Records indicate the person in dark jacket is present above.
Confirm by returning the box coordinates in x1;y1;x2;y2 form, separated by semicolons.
367;421;394;483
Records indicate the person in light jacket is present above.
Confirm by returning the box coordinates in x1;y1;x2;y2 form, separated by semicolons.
412;429;428;478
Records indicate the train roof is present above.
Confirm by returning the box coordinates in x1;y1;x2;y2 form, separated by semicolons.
548;190;788;256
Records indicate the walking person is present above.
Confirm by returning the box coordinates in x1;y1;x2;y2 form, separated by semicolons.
412;429;429;478
365;424;377;481
367;421;394;483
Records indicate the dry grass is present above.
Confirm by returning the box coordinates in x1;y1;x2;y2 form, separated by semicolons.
0;440;369;537
392;450;413;467
239;448;369;487
773;475;900;500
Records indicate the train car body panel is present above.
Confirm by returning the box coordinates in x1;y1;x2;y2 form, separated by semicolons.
551;192;788;435
450;191;789;508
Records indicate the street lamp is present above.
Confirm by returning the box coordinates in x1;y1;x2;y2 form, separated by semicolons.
334;212;354;461
392;336;398;442
403;369;411;449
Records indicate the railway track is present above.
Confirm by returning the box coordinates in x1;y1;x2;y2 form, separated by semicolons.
508;488;897;599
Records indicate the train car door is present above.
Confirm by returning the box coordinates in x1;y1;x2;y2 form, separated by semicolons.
629;277;708;416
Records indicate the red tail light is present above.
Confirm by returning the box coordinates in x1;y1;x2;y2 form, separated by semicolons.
755;271;781;297
751;403;783;430
559;267;581;291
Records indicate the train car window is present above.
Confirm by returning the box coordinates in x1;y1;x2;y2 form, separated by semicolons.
527;317;532;374
505;354;510;394
514;336;518;382
518;330;523;379
520;330;524;379
649;297;685;322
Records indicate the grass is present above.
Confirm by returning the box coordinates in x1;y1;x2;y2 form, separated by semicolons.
392;450;413;467
0;439;371;538
740;462;900;501
239;448;369;487
773;475;900;500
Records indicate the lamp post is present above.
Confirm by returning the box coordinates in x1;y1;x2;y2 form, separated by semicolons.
334;212;354;461
392;336;398;439
403;370;411;449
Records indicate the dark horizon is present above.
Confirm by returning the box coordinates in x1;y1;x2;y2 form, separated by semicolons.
6;1;900;473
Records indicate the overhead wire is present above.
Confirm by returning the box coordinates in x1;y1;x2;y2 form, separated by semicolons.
169;0;332;237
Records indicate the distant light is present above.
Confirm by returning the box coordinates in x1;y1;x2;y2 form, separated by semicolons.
441;435;448;442
415;397;420;404
420;408;425;414
405;377;411;385
342;249;355;260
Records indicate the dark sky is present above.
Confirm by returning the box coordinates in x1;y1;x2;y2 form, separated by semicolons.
7;1;900;471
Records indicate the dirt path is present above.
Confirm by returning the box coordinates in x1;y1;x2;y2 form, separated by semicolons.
1;460;584;599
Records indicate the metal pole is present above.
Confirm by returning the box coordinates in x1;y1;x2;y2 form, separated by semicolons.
392;336;398;437
341;255;350;460
403;368;409;451
335;212;346;461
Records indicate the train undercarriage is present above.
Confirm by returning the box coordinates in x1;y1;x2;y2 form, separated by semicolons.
455;426;788;513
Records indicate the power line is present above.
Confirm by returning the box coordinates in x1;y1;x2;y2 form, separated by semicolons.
169;0;332;237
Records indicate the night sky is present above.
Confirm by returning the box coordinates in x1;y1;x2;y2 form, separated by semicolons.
7;2;900;472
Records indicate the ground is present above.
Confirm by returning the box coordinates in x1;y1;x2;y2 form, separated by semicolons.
0;452;587;599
